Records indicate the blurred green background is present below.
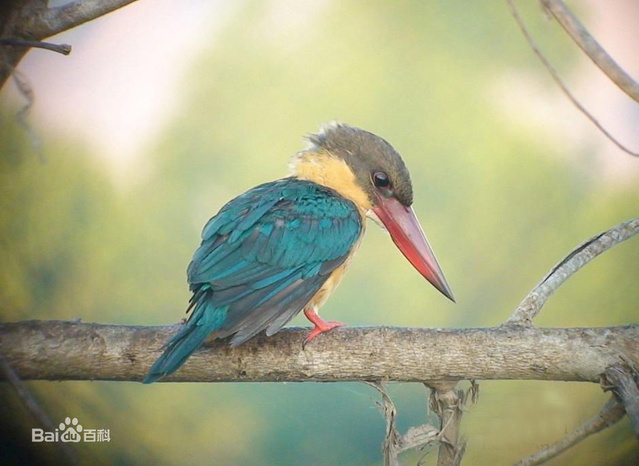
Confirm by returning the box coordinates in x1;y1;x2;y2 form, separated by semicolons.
1;0;638;464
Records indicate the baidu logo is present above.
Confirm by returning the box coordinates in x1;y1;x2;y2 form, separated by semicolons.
60;417;82;442
32;417;110;443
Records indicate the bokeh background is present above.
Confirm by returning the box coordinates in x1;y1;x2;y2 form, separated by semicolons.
1;0;638;464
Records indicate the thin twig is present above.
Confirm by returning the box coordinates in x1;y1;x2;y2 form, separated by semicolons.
601;363;639;437
367;382;440;466
367;381;402;466
11;67;45;162
0;353;79;465
425;382;470;466
506;0;639;157
0;38;71;55
515;396;625;465
507;218;639;325
540;0;639;104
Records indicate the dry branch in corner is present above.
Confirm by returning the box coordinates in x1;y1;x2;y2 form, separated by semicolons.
515;397;626;466
0;353;78;465
540;0;639;104
506;0;639;157
0;0;140;88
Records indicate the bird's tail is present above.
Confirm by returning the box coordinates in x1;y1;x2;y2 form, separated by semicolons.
143;291;227;384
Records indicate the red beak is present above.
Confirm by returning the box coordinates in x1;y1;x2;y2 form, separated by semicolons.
373;196;455;302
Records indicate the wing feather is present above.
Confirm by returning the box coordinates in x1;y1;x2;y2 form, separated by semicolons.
186;179;363;343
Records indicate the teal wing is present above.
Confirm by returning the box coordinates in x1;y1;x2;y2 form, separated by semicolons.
143;178;362;383
188;178;363;345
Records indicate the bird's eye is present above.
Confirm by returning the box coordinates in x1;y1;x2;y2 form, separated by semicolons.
372;172;391;189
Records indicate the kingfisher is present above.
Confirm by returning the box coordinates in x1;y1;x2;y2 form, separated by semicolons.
144;122;454;383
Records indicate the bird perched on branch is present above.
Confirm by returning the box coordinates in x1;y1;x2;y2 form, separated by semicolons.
144;122;454;383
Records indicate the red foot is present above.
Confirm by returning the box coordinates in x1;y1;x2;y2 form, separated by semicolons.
303;308;346;346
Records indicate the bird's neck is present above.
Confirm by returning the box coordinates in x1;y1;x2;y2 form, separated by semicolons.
289;150;373;214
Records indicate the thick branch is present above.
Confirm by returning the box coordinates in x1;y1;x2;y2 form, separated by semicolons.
33;0;140;39
540;0;639;104
0;0;139;88
0;321;637;383
508;218;639;325
516;397;626;465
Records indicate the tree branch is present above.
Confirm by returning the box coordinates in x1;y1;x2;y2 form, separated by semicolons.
601;362;639;437
0;38;71;55
425;381;472;466
506;0;639;157
33;0;140;39
540;0;639;104
367;382;439;466
507;218;639;325
0;321;637;383
11;66;45;161
515;396;626;465
0;353;78;465
0;0;140;88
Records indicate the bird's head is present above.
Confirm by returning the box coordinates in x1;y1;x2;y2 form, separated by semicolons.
290;122;454;301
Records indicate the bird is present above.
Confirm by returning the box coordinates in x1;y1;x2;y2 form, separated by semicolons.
143;122;454;383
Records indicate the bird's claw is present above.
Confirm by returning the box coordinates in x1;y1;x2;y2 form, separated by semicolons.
303;320;346;348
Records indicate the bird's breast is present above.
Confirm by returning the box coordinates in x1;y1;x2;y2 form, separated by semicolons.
306;227;365;311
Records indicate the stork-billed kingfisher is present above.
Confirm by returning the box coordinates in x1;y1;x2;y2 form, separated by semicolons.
144;122;454;383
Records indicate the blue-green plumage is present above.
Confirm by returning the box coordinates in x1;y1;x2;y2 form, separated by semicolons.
143;178;362;383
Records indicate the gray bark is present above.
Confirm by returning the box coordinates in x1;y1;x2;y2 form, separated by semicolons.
601;363;639;436
509;219;639;325
540;0;639;104
0;0;139;87
0;320;637;383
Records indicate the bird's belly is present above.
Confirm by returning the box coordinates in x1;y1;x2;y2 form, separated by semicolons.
307;235;364;311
